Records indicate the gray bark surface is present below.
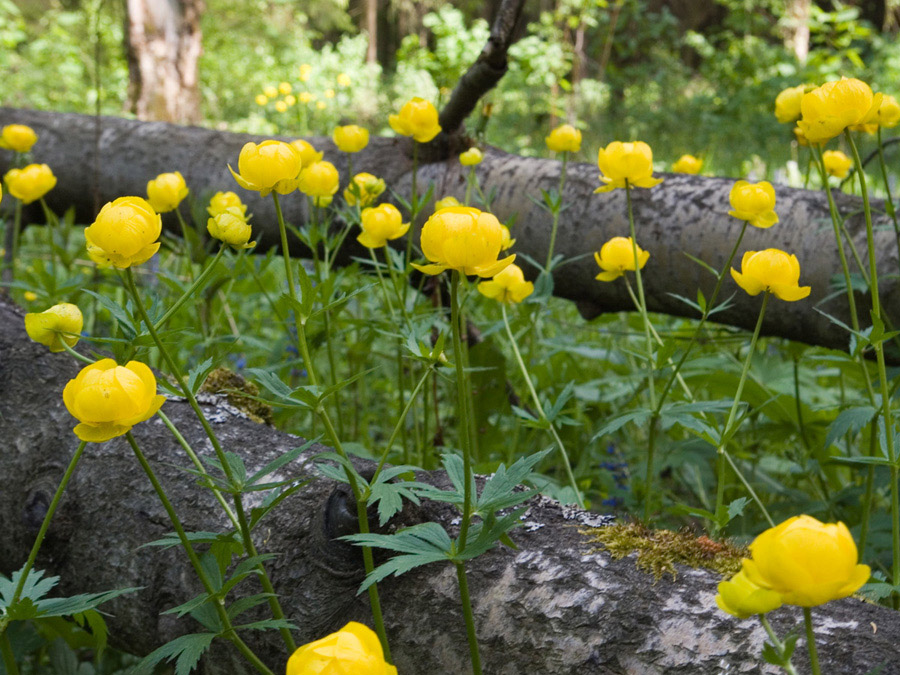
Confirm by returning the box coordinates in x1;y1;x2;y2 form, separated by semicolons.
1;295;899;674
0;106;897;355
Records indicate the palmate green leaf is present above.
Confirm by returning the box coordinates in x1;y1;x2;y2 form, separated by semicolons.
356;551;449;593
226;593;276;621
476;449;551;514
187;357;217;395
247;439;318;486
591;409;652;440
368;466;430;526
1;567;139;621
459;509;528;560
0;567;57;608
825;406;877;449
132;632;216;675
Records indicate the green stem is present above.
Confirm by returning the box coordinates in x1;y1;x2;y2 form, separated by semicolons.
272;195;391;660
451;271;475;551
501;304;584;508
465;166;474;206
455;562;483;675
858;417;879;557
405;142;419;274
545;152;568;272
154;246;226;331
123;268;296;653
803;608;822;675
714;292;771;528
846;130;899;608
382;245;409;322
758;615;799;675
124;433;275;675
876;127;900;270
368;248;396;316
0;633;20;675
59;338;95;364
173;208;194;282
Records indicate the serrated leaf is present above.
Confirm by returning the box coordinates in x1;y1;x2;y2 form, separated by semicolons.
591;409;652;439
132;633;216;675
825;406;877;449
187;358;216;395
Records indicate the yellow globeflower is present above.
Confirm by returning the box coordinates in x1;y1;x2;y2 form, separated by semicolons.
290;139;324;169
358;203;409;248
545;124;582;153
207;191;247;218
793;125;809;147
593;237;649;282
715;569;783;620
286;622;396;675
23;290;36;301
285;94;297;106
344;172;386;207
298;161;340;207
24;303;83;353
263;85;278;98
389;97;442;143
478;263;533;303
299;63;312;82
774;84;809;124
0;124;38;152
279;81;292;95
255;94;268;106
207;206;255;249
876;94;900;128
728;180;778;229
500;224;515;251
299;92;314;104
672;154;703;174
459;147;483;166
333;125;370;153
146;171;189;213
730;249;811;302
229;140;302;197
325;89;336;99
823;150;853;179
275;100;288;113
798;77;881;144
434;195;460;211
595;141;663;193
63;359;165;443
85;197;162;269
316;101;328;110
4;164;57;204
337;73;352;87
413;206;515;277
742;515;870;607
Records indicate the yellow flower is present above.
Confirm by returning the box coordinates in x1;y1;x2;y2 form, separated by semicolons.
434;196;460;211
299;64;312;82
4;164;57;204
290;139;324;169
207;191;247;218
793;125;809;147
823;150;853;179
85;197;162;269
595;141;663;193
593;237;649;282
389;97;442;143
325;88;335;99
0;124;38;152
24;303;83;353
798;77;881;144
876;94;900;128
316;101;328;110
715;569;783;620
298;161;340;207
285;94;297;106
337;73;352;87
63;359;165;443
146;171;189;213
299;92;314;104
23;290;36;301
344;172;386;207
742;515;870;607
728;180;778;229
500;224;515;251
263;85;278;98
545;124;582;153
255;94;268;106
279;81;292;95
358;203;409;248
413;206;515;277
207;206;255;249
333;124;370;153
460;148;483;166
275;100;288;113
478;263;533;303
730;249;811;302
286;622;396;675
774;84;809;124
672;154;703;174
229;140;302;197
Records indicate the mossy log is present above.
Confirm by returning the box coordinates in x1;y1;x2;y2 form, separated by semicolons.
1;295;898;674
1;106;899;357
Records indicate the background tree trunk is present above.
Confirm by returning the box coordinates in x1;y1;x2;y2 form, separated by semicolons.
1;294;898;674
784;0;812;63
2;106;897;357
366;0;378;64
125;0;205;124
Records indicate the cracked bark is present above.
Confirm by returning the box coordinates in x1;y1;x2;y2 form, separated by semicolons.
2;107;897;357
0;295;898;674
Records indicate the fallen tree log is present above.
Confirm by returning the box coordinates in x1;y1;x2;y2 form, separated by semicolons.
1;107;897;355
1;295;898;674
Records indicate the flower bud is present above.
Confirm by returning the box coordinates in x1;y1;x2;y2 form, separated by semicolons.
672;154;703;174
344;172;386;207
389;97;442;143
333;125;370;153
85;196;161;269
0;124;38;153
478;263;533;303
823;150;853;179
715;569;783;619
594;237;649;282
229;140;302;197
4;164;56;204
290;139;324;168
728;180;778;229
545;124;582;153
298;161;339;207
358;203;409;249
730;249;811;302
459;147;483;166
146;171;189;213
595;141;663;193
287;622;396;675
207;207;255;249
207;191;247;218
24;303;83;353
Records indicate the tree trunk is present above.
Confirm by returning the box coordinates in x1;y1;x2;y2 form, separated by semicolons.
366;0;378;64
125;0;204;124
784;0;811;63
1;106;899;358
1;294;898;674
